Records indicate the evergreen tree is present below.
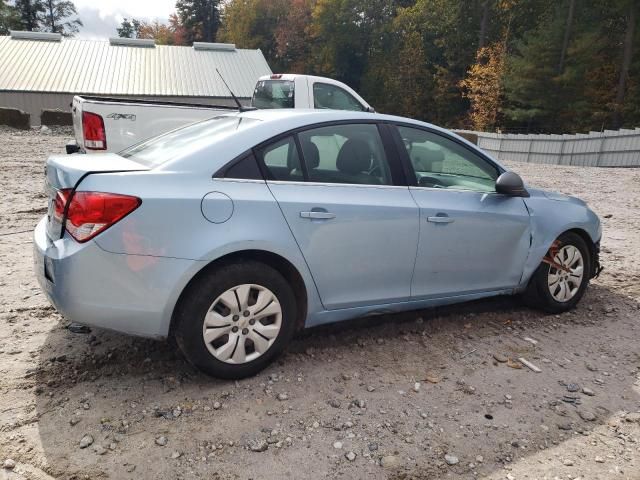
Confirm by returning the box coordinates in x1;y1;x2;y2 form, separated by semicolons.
0;0;21;34
40;0;82;36
176;0;221;43
117;18;142;38
14;0;45;31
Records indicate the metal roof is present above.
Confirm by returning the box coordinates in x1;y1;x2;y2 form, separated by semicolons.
0;35;271;98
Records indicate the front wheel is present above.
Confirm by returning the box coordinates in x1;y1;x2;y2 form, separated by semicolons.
522;232;592;313
173;261;297;379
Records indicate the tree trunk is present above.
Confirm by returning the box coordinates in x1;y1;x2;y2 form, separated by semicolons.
478;0;490;49
613;2;636;129
557;0;575;75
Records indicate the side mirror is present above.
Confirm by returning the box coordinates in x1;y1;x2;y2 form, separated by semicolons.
495;171;529;197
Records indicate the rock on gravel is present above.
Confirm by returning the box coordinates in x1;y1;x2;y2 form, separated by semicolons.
79;434;94;449
155;436;168;446
3;459;16;470
249;439;268;452
625;412;640;423
578;410;597;422
444;454;459;465
345;451;356;461
380;455;400;468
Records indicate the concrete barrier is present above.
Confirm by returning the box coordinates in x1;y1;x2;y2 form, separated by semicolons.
0;107;30;130
41;110;73;126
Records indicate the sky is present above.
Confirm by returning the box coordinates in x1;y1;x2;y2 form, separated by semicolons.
73;0;177;40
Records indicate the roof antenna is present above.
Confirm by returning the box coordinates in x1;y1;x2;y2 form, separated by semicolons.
216;68;256;112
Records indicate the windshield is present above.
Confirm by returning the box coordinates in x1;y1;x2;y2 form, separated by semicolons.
120;116;258;167
251;80;295;109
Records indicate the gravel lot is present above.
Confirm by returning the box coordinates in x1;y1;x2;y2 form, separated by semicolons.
0;127;639;480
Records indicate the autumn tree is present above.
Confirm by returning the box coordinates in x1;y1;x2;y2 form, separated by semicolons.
461;43;506;131
274;0;313;73
219;0;290;71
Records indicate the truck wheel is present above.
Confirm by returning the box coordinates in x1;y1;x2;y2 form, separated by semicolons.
174;261;297;379
522;232;591;313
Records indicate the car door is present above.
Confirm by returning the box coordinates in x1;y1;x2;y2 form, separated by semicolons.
390;124;531;299
257;122;419;310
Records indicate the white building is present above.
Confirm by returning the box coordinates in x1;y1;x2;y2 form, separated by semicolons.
0;31;271;126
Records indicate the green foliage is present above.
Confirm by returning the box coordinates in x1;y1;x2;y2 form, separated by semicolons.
10;0;82;36
0;0;21;34
176;0;221;43
14;0;45;31
218;0;638;131
117;18;142;38
41;0;82;36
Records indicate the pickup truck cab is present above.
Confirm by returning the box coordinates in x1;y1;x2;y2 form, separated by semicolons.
251;74;372;112
70;74;373;154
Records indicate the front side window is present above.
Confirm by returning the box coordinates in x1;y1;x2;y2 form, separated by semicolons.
256;136;303;181
397;126;499;192
313;83;366;112
251;80;295;109
298;124;392;185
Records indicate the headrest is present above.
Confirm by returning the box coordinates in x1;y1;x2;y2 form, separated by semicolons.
301;140;320;169
336;138;371;174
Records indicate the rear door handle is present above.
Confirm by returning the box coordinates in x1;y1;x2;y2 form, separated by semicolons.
426;215;454;224
300;211;336;220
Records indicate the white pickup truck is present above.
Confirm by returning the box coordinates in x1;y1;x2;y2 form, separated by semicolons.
69;74;373;154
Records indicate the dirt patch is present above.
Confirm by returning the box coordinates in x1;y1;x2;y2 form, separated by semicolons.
0;128;638;480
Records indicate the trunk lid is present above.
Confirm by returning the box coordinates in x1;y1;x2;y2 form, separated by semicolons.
44;153;147;239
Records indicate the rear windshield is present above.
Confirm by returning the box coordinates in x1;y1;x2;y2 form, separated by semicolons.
251;80;295;109
120;116;258;167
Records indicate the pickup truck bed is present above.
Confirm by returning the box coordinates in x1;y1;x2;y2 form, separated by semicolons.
71;96;236;153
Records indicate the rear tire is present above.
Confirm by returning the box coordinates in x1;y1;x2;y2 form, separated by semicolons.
174;261;297;379
522;232;591;314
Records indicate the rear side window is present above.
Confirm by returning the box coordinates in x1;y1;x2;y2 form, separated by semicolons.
298;124;392;185
120;116;257;167
222;153;263;180
251;80;295;109
313;83;366;111
256;136;303;181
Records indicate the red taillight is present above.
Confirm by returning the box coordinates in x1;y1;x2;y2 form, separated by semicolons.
82;111;107;150
53;188;72;223
64;191;141;242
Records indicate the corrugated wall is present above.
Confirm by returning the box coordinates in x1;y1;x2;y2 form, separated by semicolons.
460;129;640;167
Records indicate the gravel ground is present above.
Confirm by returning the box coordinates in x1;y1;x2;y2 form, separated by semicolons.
0;127;639;480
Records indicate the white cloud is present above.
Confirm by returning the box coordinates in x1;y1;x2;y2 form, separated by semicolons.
73;0;177;40
74;0;176;19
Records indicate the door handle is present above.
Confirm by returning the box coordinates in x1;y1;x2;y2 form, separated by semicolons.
426;215;454;224
300;211;336;220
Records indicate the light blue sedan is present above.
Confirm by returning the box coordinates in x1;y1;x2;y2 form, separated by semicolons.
34;110;602;378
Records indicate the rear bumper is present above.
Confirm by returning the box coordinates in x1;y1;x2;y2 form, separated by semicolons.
33;217;198;339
